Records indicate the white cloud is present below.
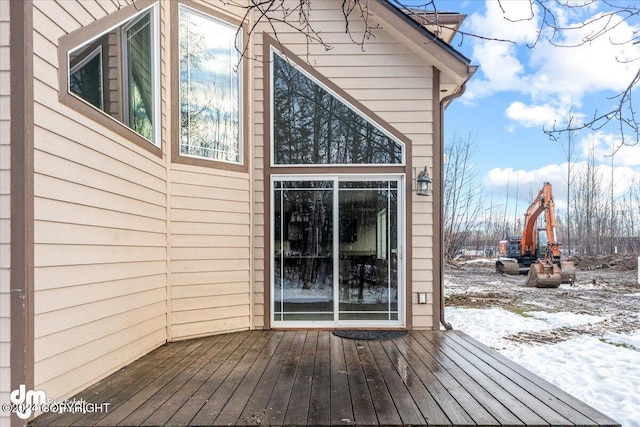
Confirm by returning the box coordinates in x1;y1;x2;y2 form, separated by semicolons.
462;1;640;128
579;132;640;167
482;162;640;210
504;99;588;129
465;43;525;100
505;102;564;127
466;0;540;43
528;13;640;97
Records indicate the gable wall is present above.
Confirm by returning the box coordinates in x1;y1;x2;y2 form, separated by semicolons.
251;0;436;329
14;0;441;412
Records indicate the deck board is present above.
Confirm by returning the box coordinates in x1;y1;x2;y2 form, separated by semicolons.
450;330;619;426
306;331;331;425
283;331;317;425
402;333;499;425
29;330;621;427
212;331;285;425
328;333;354;425
342;339;378;425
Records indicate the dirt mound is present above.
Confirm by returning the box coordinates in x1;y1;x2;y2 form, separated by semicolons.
571;254;638;271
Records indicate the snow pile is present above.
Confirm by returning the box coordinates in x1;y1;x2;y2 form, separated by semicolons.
446;306;640;427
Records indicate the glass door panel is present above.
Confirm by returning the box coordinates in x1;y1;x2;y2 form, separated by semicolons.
338;181;398;321
273;181;334;321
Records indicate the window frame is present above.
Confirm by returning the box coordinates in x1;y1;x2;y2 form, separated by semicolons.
170;0;249;172
58;1;161;155
269;173;406;328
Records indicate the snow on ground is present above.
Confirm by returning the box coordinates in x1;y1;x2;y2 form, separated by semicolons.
446;306;640;426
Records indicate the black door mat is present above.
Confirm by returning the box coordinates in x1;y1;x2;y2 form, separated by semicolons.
332;330;408;340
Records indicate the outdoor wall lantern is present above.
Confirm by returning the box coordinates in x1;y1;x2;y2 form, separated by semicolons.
416;166;432;196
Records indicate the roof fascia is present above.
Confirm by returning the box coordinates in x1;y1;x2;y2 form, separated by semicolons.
370;0;473;83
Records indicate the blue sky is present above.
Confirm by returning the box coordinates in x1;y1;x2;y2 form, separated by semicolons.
422;0;640;216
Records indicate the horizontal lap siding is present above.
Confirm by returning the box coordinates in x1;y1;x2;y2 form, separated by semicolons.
0;1;10;425
170;166;251;339
252;0;434;328
32;0;167;401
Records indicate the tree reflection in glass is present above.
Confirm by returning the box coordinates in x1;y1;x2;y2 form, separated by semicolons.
272;51;403;165
274;181;334;321
179;5;241;163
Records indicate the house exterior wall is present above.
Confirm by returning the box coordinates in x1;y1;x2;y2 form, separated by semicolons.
168;165;252;339
28;0;256;401
166;0;253;340
31;0;168;399
1;0;11;424
5;0;460;417
251;0;436;329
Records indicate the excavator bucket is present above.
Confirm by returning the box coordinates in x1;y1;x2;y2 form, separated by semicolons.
525;259;562;288
559;261;576;285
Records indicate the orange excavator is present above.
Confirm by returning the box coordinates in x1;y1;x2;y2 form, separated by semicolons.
496;182;576;288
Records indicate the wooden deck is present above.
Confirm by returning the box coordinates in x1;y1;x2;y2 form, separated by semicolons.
31;330;620;426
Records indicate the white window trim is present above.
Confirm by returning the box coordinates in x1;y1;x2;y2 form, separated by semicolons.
270;173;406;329
178;3;244;165
269;47;406;168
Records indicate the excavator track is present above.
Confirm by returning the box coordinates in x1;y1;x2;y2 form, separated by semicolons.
496;259;521;275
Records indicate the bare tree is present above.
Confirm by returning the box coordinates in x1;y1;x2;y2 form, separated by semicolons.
443;133;484;260
571;142;609;255
250;1;640;148
559;115;580;252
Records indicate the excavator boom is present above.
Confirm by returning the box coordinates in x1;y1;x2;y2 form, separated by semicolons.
520;182;560;259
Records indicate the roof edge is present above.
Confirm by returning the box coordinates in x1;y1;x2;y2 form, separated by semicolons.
378;0;472;66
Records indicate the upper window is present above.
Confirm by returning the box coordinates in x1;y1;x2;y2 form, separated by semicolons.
178;4;243;164
271;49;404;166
66;4;159;146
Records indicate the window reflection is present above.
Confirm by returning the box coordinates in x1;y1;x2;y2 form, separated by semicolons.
124;12;154;141
272;51;403;165
179;5;242;164
67;7;157;144
69;46;103;109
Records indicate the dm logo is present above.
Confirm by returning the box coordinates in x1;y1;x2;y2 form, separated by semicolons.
10;384;47;420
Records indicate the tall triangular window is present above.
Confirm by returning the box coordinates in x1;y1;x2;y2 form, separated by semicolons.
271;49;404;166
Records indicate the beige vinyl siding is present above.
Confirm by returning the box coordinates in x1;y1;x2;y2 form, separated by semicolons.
31;0;167;400
170;166;251;339
252;0;435;328
0;0;11;424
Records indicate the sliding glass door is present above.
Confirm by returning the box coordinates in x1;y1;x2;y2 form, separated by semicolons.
272;176;403;327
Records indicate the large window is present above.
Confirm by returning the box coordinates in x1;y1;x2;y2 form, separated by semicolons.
66;4;159;146
271;49;404;166
178;4;242;164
